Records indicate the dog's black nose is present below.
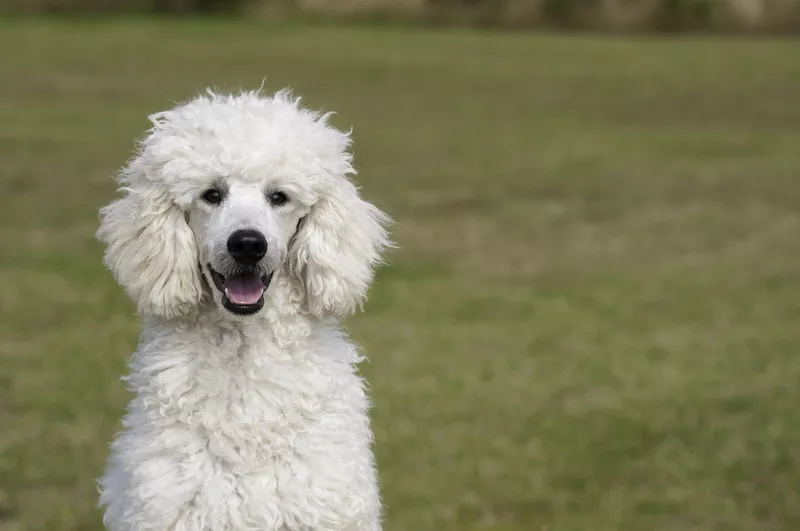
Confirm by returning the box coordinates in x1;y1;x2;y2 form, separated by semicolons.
227;229;267;264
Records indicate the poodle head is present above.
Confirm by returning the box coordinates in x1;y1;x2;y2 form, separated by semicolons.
97;89;391;320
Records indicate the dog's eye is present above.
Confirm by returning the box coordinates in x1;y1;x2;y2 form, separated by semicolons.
268;191;288;206
202;189;223;205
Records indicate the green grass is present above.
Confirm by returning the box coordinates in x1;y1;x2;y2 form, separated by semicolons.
1;18;800;531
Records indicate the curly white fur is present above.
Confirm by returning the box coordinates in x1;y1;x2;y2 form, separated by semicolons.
96;89;391;531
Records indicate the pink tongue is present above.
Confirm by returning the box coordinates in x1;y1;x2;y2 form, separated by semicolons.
224;274;264;305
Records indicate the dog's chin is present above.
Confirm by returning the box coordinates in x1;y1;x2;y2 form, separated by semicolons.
208;264;274;317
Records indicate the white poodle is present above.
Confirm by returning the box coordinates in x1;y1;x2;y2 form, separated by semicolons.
96;89;391;531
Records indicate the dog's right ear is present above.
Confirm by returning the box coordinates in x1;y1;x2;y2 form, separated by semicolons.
97;160;203;319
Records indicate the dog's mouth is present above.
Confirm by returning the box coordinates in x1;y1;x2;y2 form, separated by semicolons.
208;264;274;316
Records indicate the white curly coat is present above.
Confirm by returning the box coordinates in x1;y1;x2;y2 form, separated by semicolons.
96;89;391;531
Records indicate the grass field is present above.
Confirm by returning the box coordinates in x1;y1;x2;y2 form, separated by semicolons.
1;18;800;531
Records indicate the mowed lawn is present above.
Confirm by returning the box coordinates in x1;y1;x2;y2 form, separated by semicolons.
1;18;800;531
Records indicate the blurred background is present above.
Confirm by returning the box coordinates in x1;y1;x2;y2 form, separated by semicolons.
1;1;799;530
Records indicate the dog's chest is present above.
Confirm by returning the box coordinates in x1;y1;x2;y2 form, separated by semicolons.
184;341;358;457
173;347;376;527
120;327;379;529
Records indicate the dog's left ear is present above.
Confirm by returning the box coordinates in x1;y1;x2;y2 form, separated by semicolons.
288;175;392;320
